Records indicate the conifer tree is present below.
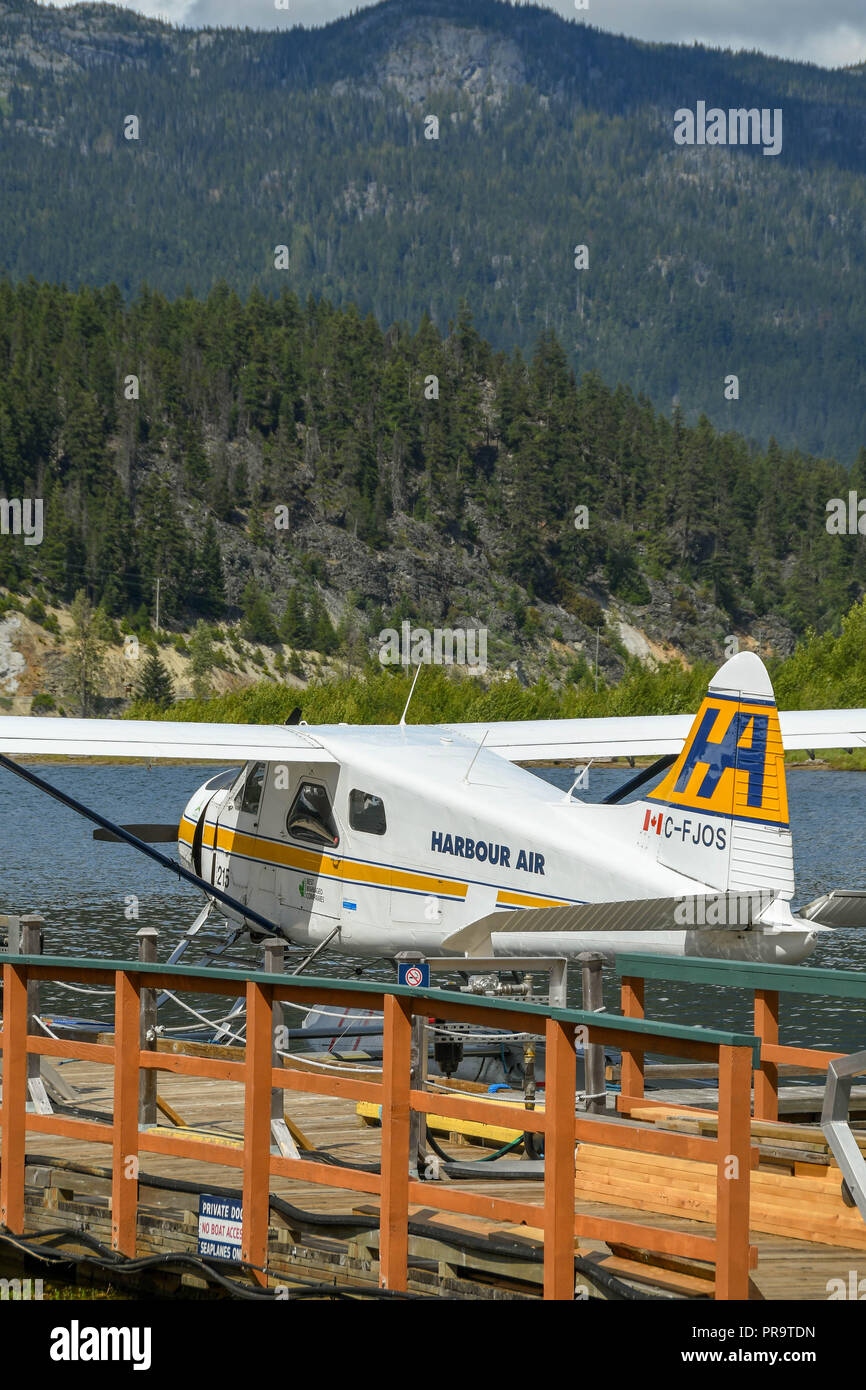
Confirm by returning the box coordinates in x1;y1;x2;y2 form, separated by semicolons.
136;651;174;710
280;589;309;647
64;590;108;716
241;580;278;645
188;620;217;700
307;591;338;654
194;520;226;617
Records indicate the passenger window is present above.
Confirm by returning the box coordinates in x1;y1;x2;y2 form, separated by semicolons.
349;789;387;835
240;762;266;817
286;782;340;847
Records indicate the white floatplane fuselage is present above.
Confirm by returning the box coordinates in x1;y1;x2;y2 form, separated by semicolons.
175;718;820;968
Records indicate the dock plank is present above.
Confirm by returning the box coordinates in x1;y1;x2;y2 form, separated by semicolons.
8;1058;864;1299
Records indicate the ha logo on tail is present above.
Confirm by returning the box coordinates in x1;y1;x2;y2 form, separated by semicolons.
641;651;793;897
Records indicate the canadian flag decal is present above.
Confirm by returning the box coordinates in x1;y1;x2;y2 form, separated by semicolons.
642;809;663;835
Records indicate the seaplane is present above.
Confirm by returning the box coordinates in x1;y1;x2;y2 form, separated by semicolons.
1;650;865;976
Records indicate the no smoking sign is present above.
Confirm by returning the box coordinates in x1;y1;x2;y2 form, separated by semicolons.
398;962;430;988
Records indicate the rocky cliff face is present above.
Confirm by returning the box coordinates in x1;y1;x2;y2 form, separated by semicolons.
374;21;527;105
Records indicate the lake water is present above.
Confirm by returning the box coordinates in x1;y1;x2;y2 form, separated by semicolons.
1;761;865;1052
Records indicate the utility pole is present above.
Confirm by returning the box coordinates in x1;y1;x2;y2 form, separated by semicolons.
154;577;161;634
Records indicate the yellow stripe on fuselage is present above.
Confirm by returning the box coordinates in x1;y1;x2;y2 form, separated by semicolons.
178;815;196;846
495;888;571;910
191;820;468;901
179;819;570;911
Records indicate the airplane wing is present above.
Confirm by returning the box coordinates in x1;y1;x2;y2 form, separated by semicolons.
443;708;866;763
0;716;337;763
2;699;863;765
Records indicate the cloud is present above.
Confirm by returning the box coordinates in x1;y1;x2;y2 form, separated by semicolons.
184;0;358;27
40;0;866;66
41;0;369;27
542;0;866;67
45;0;198;19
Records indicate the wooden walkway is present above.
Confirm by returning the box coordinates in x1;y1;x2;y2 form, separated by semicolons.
15;1058;863;1301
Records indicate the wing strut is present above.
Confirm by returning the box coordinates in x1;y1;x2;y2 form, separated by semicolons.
0;752;289;943
601;753;677;805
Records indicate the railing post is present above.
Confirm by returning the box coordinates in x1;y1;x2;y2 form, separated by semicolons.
0;960;28;1232
263;937;299;1159
715;1043;752;1300
243;977;273;1286
618;974;645;1113
137;927;159;1127
754;989;779;1122
578;952;605;1113
409;1013;428;1178
3;914;21;954
544;1017;577;1300
112;968;141;1256
396;953;429;1179
379;991;412;1291
20;915;51;1114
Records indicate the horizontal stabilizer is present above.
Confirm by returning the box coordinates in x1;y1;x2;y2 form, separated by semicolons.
800;890;866;928
444;706;866;763
442;893;770;957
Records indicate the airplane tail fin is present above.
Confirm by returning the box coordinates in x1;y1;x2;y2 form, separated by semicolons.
640;651;794;899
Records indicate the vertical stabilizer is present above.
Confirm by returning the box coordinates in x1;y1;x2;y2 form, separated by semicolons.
640;652;794;898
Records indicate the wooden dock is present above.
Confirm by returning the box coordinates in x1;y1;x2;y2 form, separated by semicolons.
4;940;866;1301
7;1055;864;1302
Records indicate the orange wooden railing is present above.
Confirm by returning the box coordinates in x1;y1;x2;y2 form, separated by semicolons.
0;954;759;1300
617;955;866;1126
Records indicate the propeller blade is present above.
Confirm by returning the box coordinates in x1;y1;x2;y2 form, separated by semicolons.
92;823;180;843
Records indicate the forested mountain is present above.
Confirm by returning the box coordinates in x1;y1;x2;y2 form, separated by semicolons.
1;0;866;458
1;279;864;681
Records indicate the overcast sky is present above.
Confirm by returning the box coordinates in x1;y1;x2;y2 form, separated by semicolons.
43;0;866;69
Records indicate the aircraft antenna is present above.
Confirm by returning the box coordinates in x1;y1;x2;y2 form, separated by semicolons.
399;662;422;726
562;759;593;802
463;729;488;783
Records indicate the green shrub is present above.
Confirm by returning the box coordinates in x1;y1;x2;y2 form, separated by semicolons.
25;597;46;622
562;588;606;630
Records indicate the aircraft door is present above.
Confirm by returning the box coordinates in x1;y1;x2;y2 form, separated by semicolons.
211;761;267;905
276;768;343;935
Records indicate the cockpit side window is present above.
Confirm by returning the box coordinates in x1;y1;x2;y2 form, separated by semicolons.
240;762;266;817
286;782;340;848
205;768;239;792
349;789;387;835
